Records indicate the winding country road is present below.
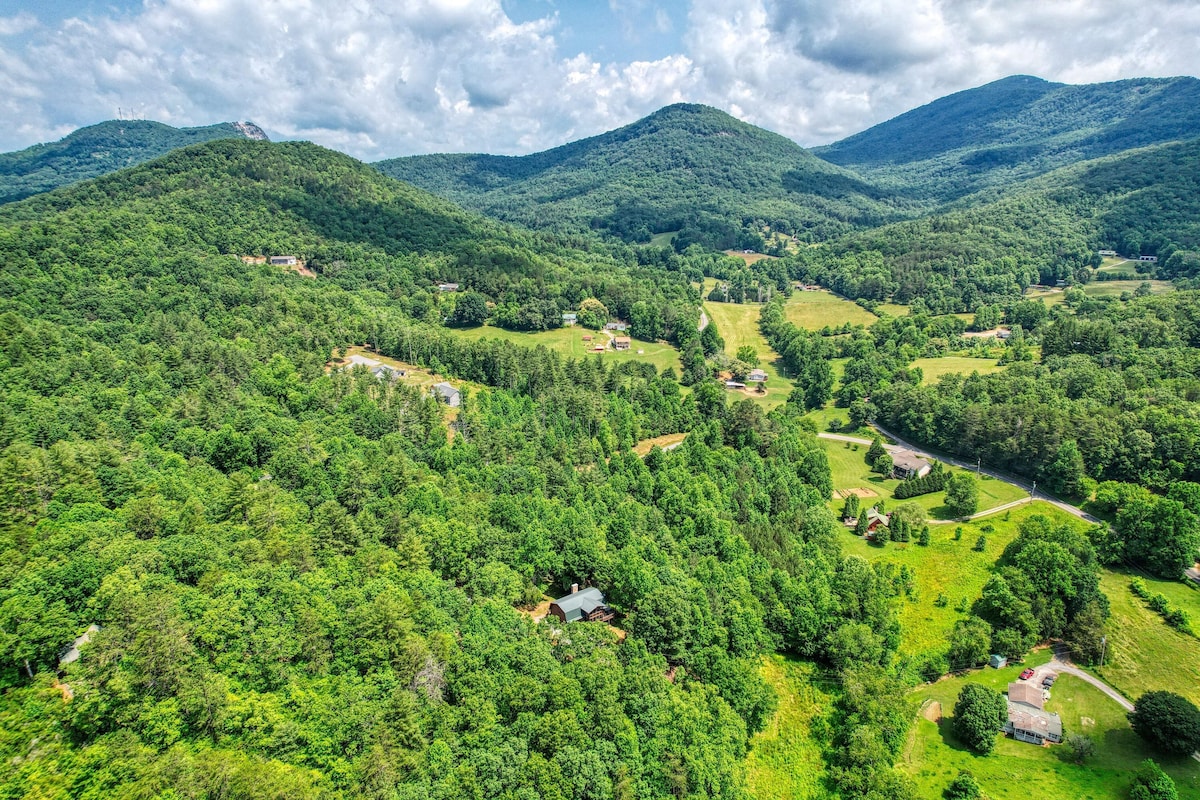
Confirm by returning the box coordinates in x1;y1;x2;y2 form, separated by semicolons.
1036;644;1133;712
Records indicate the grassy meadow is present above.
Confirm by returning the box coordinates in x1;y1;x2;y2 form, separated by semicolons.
842;502;1076;655
701;294;795;407
782;289;878;330
745;657;830;800
451;324;683;373
910;356;1005;384
1082;279;1175;299
1093;570;1200;706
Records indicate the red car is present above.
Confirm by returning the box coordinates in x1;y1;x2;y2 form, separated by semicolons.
1019;668;1035;680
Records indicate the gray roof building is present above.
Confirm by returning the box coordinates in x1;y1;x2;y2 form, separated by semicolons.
1005;681;1061;744
548;586;614;623
431;382;461;407
891;449;932;480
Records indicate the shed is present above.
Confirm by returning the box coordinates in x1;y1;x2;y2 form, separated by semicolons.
269;255;297;266
431;382;461;407
989;654;1008;669
562;312;578;325
725;380;746;389
548;586;614;623
748;368;767;383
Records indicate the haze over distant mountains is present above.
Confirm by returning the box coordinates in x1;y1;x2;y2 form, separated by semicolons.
0;120;267;204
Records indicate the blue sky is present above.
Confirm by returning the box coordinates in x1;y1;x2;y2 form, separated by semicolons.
1;1;1198;159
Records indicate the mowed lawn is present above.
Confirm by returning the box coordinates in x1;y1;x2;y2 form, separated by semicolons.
746;656;830;800
904;669;1200;800
910;356;1005;385
819;438;1028;521
451;324;682;373
842;502;1078;656
702;297;794;407
1092;570;1200;707
783;290;877;330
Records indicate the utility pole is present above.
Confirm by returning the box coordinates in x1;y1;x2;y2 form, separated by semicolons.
1031;481;1037;500
1100;635;1107;668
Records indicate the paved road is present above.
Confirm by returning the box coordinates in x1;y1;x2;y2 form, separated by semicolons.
1033;644;1133;713
870;423;1103;526
1186;565;1200;586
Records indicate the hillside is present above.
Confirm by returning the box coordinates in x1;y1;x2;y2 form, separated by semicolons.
814;75;1200;203
377;103;910;247
789;137;1200;312
0;119;268;204
0;137;902;799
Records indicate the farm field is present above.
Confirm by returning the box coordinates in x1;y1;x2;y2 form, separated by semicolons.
701;296;794;407
1082;279;1175;298
745;656;829;800
782;289;878;330
875;302;910;317
904;670;1200;800
909;356;1005;384
648;230;678;247
1093;569;1200;707
842;502;1079;656
1023;286;1068;307
723;248;776;266
451;324;682;373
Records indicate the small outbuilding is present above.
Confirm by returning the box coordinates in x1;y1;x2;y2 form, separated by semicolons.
613;336;631;351
548;585;614;623
270;255;297;266
748;368;768;383
989;654;1008;669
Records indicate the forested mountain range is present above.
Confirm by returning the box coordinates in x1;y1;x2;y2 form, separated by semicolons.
814;74;1200;203
376;103;910;249
0;119;267;204
787;137;1200;313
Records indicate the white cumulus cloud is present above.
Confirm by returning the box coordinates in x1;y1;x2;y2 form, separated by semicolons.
0;0;1197;159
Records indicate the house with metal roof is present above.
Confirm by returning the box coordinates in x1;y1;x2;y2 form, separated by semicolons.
548;585;614;623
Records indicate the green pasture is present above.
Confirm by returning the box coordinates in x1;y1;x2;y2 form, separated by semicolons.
648;230;678;247
782;289;878;330
910;356;1005;385
842;502;1078;655
1093;570;1200;707
702;298;794;407
904;671;1200;800
746;656;829;800
1023;287;1068;307
1082;279;1175;299
452;324;682;373
875;302;910;317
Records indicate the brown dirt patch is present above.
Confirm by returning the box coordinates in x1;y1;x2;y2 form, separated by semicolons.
834;487;879;499
923;700;942;722
520;599;552;623
633;433;687;456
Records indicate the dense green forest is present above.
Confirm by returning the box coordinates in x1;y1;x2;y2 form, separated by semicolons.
0;120;266;205
0;139;924;799
377;104;911;249
759;138;1200;313
815;74;1200;203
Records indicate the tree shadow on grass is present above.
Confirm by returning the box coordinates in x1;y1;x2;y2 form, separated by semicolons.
934;719;976;754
